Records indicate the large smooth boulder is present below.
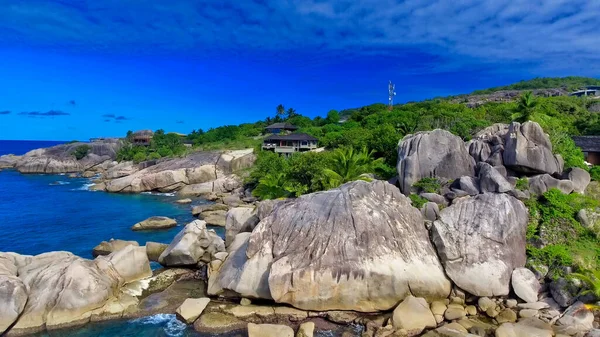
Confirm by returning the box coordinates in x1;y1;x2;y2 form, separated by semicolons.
392;295;437;335
566;167;591;194
225;207;259;246
397;130;475;195
92;239;139;257
503;122;563;175
158;220;225;267
0;246;151;335
131;216;177;231
495;318;553;337
0;256;28;334
210;180;451;311
511;268;540;303
431;193;528;296
556;302;594;335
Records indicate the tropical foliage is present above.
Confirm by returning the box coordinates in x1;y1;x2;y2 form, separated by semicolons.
569;269;600;302
117;129;187;163
511;91;538;123
73;145;91;160
322;147;382;189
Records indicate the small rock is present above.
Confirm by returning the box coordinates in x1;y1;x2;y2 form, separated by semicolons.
485;306;499;318
444;304;467;320
192;203;229;216
505;299;518;308
146;242;169;262
517;302;549;310
422;202;440;222
392;296;437;335
519;309;538;318
247;323;294;337
495;308;517;324
442;322;468;333
297;322;315;337
550;278;578;307
131;216;177;231
176;298;210;324
431;301;448;316
326;311;359;324
92;239;139;257
478;297;494;311
240;298;252;306
465;305;477;316
512;267;541;303
176;198;192;204
420;192;448;206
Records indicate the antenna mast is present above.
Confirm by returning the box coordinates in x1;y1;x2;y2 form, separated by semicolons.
388;80;396;110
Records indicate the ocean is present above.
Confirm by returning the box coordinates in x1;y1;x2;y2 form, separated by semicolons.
0;140;358;337
0;140;207;336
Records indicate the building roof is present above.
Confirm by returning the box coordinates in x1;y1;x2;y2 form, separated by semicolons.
264;133;318;141
573;136;600;152
133;130;154;137
265;122;298;130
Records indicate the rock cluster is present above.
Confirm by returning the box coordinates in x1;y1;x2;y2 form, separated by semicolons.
1;139;123;174
0;246;151;335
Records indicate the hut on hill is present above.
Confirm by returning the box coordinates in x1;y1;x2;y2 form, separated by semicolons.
573;135;600;165
132;130;154;146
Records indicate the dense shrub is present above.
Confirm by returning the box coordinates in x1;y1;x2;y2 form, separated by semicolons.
72;145;91;160
409;194;428;209
412;178;442;194
590;166;600;181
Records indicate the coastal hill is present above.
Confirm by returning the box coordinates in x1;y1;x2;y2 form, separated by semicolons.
1;77;600;336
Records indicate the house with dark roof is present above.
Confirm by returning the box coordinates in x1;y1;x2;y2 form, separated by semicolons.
262;133;318;155
573;136;600;165
132;130;154;146
264;122;299;134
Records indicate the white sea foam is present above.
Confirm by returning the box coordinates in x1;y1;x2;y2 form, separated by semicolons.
141;191;176;197
72;183;94;191
129;314;186;336
50;181;70;186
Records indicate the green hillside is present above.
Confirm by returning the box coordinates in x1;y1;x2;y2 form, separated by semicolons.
472;76;600;94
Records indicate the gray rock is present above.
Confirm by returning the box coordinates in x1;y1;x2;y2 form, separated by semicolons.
549;278;578;308
578;209;590;227
477;162;513;193
453;176;480;196
431;193;528;296
146;242;169;262
131;216;177;231
192;203;229;216
158;220;225;267
397;130;476;195
225;207;259;247
585;329;600;337
528;174;574;195
495;318;553;337
92;239;139;257
421;193;448;206
421;202;440;222
209;180;451;311
392;295;437;335
503;121;563;175
247;323;294;337
557;301;594;335
511;268;540;303
566;167;591;194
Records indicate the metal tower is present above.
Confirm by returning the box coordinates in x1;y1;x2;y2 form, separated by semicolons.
388;80;396;109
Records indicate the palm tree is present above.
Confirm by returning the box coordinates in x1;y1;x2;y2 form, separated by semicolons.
252;172;292;200
286;108;296;119
276;104;286;117
569;269;600;305
323;147;383;189
512;91;538;123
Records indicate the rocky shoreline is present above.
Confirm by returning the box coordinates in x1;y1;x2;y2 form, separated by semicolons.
1;123;600;337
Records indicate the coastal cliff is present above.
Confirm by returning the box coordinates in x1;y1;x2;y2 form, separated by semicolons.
0;122;598;336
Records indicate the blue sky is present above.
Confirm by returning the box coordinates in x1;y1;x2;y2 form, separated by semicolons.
0;1;598;141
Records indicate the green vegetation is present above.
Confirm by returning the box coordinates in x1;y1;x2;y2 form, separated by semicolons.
526;189;600;274
412;178;442;194
515;178;529;191
322;147;382;189
472;76;600;94
117;130;187;163
569;269;600;302
73;145;91;160
409;194;428;209
590;166;600;182
511;91;538;123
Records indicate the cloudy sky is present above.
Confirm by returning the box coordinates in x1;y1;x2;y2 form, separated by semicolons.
0;0;598;140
